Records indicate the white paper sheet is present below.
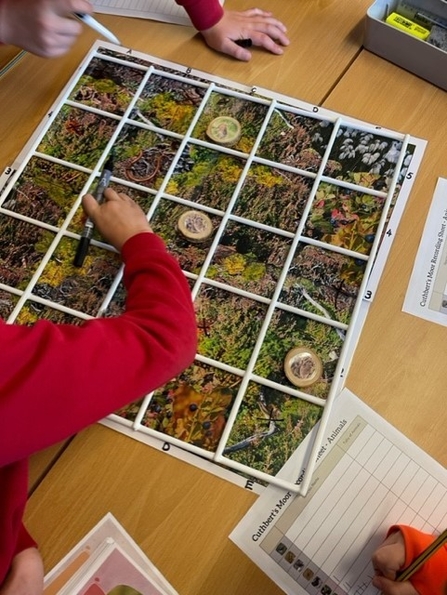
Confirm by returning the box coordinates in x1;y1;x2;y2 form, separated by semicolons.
230;388;447;594
92;0;224;26
403;177;447;326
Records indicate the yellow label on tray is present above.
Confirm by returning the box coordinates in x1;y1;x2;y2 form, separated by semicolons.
386;12;430;40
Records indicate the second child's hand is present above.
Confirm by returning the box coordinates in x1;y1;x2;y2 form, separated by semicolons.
200;8;289;61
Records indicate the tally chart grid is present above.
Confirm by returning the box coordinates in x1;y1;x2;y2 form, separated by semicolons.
0;44;410;493
263;417;447;594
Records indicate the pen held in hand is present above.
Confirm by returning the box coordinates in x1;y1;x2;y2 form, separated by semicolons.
234;38;253;48
397;528;447;582
73;155;114;268
74;13;121;45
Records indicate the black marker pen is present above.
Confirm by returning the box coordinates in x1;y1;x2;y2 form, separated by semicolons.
235;38;253;48
73;154;114;267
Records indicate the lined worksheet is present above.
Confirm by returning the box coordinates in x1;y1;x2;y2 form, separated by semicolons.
230;389;447;594
92;0;224;26
92;0;190;25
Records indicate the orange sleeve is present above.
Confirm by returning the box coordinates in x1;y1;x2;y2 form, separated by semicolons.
387;525;447;594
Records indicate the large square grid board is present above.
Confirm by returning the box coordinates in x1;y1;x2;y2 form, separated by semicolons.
0;42;421;494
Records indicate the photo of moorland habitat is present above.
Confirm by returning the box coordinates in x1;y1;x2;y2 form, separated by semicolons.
132;73;206;135
15;302;84;326
325;127;407;190
195;285;268;370
233;164;312;232
149;200;220;275
112;124;181;190
193;91;269;153
4;157;88;228
223;381;322;476
69;56;145;115
101;281;126;318
304;182;386;255
205;220;292;298
31;236;121;316
140;361;241;451
0;289;18;320
254;308;344;399
166;144;245;211
257;110;334;171
280;243;365;324
0;215;55;289
0;42;415;491
37;106;118;169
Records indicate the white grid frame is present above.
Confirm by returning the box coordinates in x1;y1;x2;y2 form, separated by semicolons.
0;42;416;495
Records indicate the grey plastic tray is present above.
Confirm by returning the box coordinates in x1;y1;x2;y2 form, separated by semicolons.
364;0;447;90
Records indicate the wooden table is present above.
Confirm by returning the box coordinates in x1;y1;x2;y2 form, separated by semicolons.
324;53;447;465
1;0;446;592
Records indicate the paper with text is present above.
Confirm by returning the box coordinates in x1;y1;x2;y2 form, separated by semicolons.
230;388;447;595
403;177;447;325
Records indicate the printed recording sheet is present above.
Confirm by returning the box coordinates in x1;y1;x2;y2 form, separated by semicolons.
230;388;447;595
403;176;447;326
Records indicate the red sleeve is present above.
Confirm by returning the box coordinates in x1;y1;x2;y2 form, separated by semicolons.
176;0;224;31
0;232;197;466
387;525;447;594
14;523;37;555
0;458;35;584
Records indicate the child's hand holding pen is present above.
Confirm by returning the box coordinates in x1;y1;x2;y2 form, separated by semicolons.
81;188;153;253
0;0;93;57
372;527;447;595
372;531;418;594
74;154;152;265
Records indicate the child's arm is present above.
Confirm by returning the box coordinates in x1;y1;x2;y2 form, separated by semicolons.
0;190;197;465
372;525;447;595
176;0;289;61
